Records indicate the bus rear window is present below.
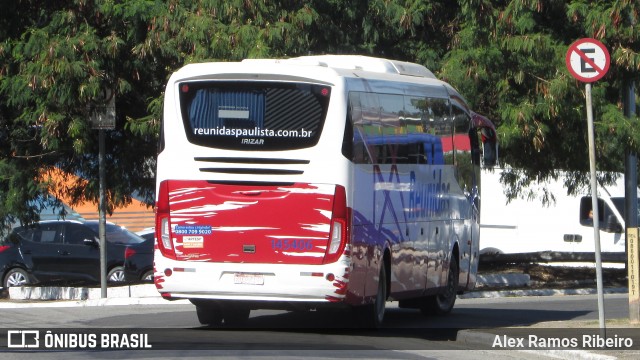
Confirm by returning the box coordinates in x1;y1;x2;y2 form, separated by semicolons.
179;81;330;150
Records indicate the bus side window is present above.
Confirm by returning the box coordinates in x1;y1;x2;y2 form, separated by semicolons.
408;142;426;164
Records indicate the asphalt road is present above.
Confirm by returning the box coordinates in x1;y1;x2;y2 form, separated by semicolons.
1;293;638;359
1;292;630;328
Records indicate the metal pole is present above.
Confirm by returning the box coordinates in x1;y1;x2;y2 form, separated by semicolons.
99;129;107;298
586;83;606;333
623;82;637;229
624;80;640;323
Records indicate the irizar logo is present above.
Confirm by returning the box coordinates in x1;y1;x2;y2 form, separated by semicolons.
241;138;264;145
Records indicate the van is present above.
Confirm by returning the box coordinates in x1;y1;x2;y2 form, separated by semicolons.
480;169;637;255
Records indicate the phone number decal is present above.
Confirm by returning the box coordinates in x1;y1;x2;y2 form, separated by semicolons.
174;225;212;235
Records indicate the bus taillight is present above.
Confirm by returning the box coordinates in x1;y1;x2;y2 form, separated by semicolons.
156;180;177;260
323;185;350;264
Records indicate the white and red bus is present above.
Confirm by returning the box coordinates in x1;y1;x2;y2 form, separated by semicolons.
154;55;497;327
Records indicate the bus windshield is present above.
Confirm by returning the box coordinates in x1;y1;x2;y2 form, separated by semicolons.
178;81;331;151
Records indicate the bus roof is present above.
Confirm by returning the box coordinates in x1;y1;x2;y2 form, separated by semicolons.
243;55;437;79
171;55;465;103
175;55;438;83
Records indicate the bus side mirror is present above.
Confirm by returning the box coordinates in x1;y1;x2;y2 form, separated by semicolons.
480;127;498;168
482;140;497;168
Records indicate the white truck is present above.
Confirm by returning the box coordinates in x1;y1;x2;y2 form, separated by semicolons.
480;169;637;256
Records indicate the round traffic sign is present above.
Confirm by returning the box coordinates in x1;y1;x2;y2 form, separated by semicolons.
566;38;610;83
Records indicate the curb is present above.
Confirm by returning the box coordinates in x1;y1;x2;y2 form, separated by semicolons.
476;273;531;288
0;285;629;308
460;287;628;299
4;274;534;303
7;283;159;301
0;272;629;308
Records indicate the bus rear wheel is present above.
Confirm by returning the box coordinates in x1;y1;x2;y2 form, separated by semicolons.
195;303;224;327
192;300;250;327
355;261;387;328
421;256;458;316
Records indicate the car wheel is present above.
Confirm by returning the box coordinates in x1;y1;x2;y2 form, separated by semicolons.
4;268;30;288
107;266;126;283
141;270;154;282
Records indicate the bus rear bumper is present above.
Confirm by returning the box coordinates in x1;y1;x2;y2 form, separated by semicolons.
153;255;352;306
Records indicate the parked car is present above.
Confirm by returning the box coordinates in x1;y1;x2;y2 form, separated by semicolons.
123;228;154;283
0;220;145;289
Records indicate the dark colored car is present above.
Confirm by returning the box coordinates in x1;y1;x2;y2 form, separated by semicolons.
0;220;145;289
123;228;154;283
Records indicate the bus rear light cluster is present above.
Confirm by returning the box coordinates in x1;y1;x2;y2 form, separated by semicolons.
323;185;351;264
156;180;177;260
160;218;172;251
328;219;345;254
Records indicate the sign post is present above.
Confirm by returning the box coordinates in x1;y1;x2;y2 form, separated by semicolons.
565;38;610;333
89;88;116;299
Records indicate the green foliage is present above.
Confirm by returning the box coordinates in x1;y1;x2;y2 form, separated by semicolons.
2;0;640;225
440;0;640;201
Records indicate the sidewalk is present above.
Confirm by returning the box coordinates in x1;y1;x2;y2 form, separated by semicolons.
0;272;630;307
0;283;187;308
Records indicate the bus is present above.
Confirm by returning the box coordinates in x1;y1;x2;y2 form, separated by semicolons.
153;55;498;327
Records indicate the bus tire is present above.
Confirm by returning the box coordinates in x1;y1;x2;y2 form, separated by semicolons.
421;256;458;316
193;301;224;327
223;307;251;327
356;261;387;328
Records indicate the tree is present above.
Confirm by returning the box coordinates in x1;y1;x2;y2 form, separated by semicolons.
0;0;320;230
2;0;640;229
438;0;640;202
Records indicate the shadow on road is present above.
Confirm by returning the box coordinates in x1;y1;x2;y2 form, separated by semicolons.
148;306;594;350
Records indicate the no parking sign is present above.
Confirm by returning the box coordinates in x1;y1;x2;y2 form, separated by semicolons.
566;38;611;331
565;38;610;82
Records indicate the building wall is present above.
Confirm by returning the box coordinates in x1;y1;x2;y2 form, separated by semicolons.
44;168;155;232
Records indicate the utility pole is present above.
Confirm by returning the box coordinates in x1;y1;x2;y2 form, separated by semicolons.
98;129;107;298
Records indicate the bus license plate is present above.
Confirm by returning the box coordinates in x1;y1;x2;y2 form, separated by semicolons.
234;273;264;285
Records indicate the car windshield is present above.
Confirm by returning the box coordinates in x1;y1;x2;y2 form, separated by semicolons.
85;222;145;245
611;197;640;224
